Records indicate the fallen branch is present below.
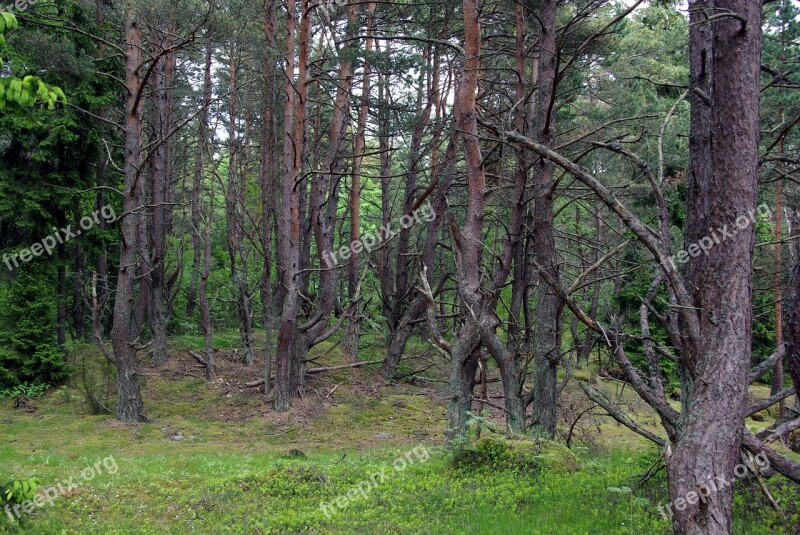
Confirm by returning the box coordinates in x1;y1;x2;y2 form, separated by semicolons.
243;359;383;389
579;381;666;447
742;451;784;517
189;351;208;367
307;360;383;374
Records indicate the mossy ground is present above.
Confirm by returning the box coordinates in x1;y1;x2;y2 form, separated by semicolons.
0;335;797;534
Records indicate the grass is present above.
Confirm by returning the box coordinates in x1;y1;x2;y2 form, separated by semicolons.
0;339;798;534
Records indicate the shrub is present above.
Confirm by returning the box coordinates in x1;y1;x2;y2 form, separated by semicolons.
0;382;49;399
0;477;39;525
69;343;115;415
451;436;583;474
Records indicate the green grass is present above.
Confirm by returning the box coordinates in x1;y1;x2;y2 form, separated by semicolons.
0;341;797;534
0;443;674;534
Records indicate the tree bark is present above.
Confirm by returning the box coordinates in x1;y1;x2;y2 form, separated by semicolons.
260;0;277;396
148;20;177;368
773;137;785;418
187;46;213;320
274;0;309;411
110;9;146;423
446;0;485;441
667;1;762;532
529;0;562;438
343;3;376;363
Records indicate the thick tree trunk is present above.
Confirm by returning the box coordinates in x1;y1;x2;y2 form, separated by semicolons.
260;0;277;396
382;305;419;377
784;238;800;402
274;0;309;411
496;351;526;433
110;11;146;423
148;23;177;368
667;1;762;532
446;327;481;441
447;0;485;442
529;0;562;438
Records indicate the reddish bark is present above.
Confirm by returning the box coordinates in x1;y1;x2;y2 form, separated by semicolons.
110;10;146;423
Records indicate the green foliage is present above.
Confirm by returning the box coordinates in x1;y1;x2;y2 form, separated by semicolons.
0;478;39;506
0;13;65;111
0;477;39;526
0;382;49;399
0;265;67;388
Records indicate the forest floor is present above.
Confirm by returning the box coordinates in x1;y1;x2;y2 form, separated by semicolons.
0;334;798;534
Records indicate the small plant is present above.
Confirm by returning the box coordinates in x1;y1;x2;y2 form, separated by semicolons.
465;410;500;437
0;382;49;400
69;343;115;414
0;477;40;523
607;485;649;534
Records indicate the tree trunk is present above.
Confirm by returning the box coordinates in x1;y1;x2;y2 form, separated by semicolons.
148;21;177;368
187;46;213;319
225;47;255;366
72;245;86;339
773;138;785;418
274;0;309;411
446;0;485;442
260;0;277;396
529;0;562;438
343;3;376;363
667;1;762;532
57;246;67;350
110;10;146;423
446;327;481;441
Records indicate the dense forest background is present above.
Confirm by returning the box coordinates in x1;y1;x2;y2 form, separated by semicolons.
1;0;800;533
